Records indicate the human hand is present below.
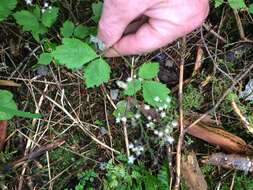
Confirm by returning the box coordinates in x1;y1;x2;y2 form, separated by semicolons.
97;0;209;57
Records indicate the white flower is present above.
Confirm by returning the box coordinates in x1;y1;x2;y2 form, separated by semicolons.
121;117;127;123
133;75;137;78
163;104;168;109
44;2;49;7
41;8;46;13
144;105;150;110
135;113;141;119
166;136;174;144
128;155;136;164
158;131;164;137
158;106;164;111
147;116;152;120
154;130;159;135
116;117;121;123
126;77;132;82
146;122;154;128
48;6;52;10
166;97;171;103
154;96;160;102
128;143;134;149
164;128;170;134
171;120;178;127
25;0;32;5
160;112;166;118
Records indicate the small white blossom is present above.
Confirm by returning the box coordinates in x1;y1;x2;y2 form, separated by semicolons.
158;106;164;111
164;128;170;134
166;97;171;103
44;2;49;7
163;104;168;109
48;6;52;10
116;117;121;123
154;130;159;135
128;143;134;149
146;122;154;128
41;8;46;13
147;116;152;120
25;0;32;5
154;96;160;102
144;105;150;110
135;113;141;119
171;120;178;127
133;75;137;78
158;131;164;137
160;112;166;118
121;117;127;123
166;136;174;144
126;77;132;82
128;155;136;164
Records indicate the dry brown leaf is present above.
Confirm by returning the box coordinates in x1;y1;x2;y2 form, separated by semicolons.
185;119;253;154
181;152;208;190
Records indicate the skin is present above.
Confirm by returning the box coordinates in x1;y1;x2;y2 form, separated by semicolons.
97;0;209;57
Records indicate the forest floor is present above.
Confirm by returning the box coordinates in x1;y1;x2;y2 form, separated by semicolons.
1;1;253;190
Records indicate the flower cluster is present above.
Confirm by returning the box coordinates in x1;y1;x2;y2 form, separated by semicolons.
42;1;52;13
128;142;144;164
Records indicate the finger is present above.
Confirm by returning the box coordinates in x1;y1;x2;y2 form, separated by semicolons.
105;19;184;57
97;0;163;48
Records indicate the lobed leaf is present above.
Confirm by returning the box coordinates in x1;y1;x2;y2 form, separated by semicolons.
138;62;159;79
84;58;111;87
52;38;97;69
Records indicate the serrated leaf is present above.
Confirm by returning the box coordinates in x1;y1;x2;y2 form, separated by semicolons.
142;81;170;107
139;62;159;79
60;20;75;38
248;4;253;14
0;0;17;21
38;52;52;65
84;58;110;87
91;2;103;23
124;79;142;96
41;7;59;27
74;25;91;39
52;38;97;69
14;10;40;32
228;0;246;9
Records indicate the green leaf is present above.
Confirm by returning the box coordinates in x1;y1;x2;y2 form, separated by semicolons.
0;0;17;21
142;81;170;107
124;79;142;96
14;10;40;32
32;5;41;20
84;58;111;87
74;25;91;39
138;62;159;79
228;0;246;9
38;52;52;65
41;7;59;27
60;20;75;38
248;4;253;14
91;2;103;23
214;0;224;8
52;38;97;69
0;106;41;119
113;101;128;118
0;90;17;120
0;90;41;120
